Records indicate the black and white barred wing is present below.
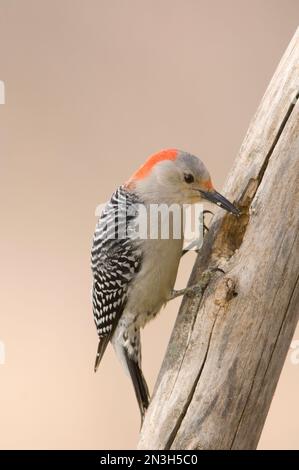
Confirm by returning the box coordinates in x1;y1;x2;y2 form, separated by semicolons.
91;188;142;371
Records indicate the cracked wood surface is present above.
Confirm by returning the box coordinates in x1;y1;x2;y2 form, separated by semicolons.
138;28;299;450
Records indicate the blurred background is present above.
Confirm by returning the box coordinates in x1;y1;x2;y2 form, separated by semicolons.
0;0;298;450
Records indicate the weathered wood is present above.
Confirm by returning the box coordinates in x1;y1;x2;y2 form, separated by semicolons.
138;28;299;450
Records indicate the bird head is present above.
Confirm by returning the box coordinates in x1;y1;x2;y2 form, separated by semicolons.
125;149;239;215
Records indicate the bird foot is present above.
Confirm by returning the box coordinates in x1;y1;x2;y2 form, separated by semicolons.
168;267;223;301
181;210;214;256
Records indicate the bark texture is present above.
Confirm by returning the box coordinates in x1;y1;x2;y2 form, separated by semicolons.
138;28;299;450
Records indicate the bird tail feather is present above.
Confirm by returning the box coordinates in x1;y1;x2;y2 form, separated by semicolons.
123;347;150;424
94;336;110;372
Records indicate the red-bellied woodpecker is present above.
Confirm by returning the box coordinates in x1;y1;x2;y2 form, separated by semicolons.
91;149;239;422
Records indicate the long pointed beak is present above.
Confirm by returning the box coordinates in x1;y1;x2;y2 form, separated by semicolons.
199;189;240;216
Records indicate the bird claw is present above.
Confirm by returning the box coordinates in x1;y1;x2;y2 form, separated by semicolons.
169;267;223;301
203;210;213;235
203;210;214;216
185;284;204;297
181;210;214;256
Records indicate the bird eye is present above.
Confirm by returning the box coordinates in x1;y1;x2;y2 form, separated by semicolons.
184;173;194;184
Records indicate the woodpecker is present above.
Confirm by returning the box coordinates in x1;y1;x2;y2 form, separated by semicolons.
91;149;239;422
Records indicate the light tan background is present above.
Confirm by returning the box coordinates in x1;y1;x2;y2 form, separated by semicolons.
0;0;298;450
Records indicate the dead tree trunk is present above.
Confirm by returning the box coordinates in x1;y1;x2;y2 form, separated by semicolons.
138;28;299;450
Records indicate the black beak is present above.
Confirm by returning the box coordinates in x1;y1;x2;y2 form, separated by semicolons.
200;190;240;216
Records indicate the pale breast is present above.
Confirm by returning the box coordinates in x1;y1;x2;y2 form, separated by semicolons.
124;237;183;328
